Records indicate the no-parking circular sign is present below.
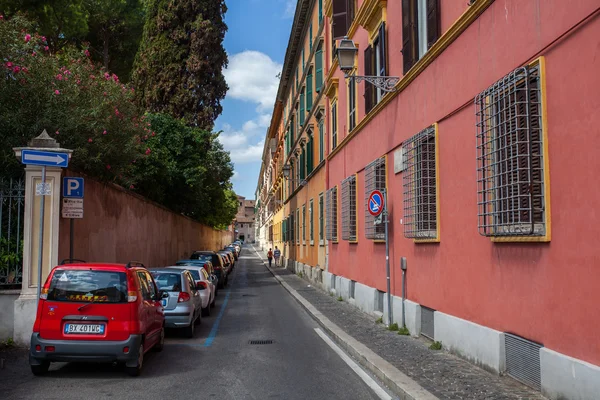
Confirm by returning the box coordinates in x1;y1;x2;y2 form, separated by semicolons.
368;190;384;217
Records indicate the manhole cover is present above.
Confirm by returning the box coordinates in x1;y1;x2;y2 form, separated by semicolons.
248;340;273;345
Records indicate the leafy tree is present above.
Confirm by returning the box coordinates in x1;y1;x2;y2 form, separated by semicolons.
0;15;146;184
0;0;88;48
131;0;228;128
132;113;237;228
84;0;144;81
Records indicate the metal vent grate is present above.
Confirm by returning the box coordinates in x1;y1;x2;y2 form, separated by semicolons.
249;340;274;345
421;306;435;339
505;333;542;390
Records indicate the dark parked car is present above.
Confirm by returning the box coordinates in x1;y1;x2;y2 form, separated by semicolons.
224;246;239;260
190;251;228;288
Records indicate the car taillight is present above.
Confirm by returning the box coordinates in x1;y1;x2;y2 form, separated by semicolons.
214;265;221;270
197;281;208;290
127;291;138;302
39;288;48;300
178;292;190;303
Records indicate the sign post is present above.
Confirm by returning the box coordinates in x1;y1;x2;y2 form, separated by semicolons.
369;189;391;326
62;177;84;260
20;148;70;303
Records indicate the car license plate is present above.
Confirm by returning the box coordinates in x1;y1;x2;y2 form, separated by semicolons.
64;323;105;334
161;299;167;307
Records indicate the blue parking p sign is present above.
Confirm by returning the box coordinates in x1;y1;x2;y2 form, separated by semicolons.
63;177;84;198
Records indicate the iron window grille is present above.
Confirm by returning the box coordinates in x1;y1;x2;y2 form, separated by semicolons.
326;186;338;242
403;126;438;240
309;199;314;244
364;157;386;240
475;64;546;237
341;175;357;241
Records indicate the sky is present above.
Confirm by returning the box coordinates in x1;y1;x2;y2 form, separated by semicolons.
215;0;296;200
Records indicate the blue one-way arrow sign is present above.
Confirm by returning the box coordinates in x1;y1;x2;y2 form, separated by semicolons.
21;149;69;168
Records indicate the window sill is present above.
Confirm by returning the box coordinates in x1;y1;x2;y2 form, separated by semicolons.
310;240;315;246
319;239;325;246
490;235;550;243
414;238;440;244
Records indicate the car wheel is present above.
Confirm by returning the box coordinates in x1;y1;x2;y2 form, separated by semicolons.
185;318;195;338
31;361;50;376
202;304;211;317
153;327;165;352
126;343;144;377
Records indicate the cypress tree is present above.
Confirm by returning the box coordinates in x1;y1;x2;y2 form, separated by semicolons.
132;0;228;128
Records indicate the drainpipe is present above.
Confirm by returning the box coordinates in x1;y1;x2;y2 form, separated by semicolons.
401;257;407;328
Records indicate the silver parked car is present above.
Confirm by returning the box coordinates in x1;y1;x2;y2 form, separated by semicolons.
168;265;216;316
150;269;202;338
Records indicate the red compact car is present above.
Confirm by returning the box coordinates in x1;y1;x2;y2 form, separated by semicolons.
29;261;167;376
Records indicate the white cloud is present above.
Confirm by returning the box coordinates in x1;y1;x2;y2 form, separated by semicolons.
283;0;296;18
218;113;271;164
224;51;282;112
231;140;265;164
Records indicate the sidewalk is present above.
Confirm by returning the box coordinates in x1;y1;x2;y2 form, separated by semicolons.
265;264;545;400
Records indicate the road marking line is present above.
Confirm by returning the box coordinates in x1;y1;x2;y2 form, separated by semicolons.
203;271;236;347
314;327;393;400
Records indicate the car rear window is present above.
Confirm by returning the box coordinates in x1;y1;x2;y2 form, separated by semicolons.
192;253;218;265
151;272;183;292
47;269;127;303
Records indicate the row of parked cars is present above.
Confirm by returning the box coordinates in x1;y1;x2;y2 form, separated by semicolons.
29;241;244;377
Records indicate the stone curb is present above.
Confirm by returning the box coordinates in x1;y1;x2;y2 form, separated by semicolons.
251;248;438;400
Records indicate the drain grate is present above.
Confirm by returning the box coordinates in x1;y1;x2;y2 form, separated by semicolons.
249;340;273;345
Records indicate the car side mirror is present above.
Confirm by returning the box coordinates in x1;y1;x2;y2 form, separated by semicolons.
160;291;169;299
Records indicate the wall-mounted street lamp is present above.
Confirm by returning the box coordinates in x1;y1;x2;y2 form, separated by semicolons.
282;164;307;187
337;37;400;93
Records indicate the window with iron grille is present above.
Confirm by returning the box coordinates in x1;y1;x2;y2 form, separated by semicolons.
326;186;338;242
309;199;314;244
364;157;386;240
341;175;357;241
475;64;546;237
402;126;438;240
302;205;306;244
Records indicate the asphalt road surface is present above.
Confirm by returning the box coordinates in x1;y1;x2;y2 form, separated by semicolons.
2;246;393;400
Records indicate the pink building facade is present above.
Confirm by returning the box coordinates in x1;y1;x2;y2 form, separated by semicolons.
322;1;600;398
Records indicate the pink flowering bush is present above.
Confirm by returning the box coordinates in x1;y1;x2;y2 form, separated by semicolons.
0;15;146;186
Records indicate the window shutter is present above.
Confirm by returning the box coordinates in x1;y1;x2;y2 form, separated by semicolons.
300;91;305;126
426;0;440;49
310;23;313;51
402;0;416;74
364;45;374;113
315;48;323;92
308;135;314;174
378;22;387;77
347;0;356;29
332;0;348;39
307;72;313;111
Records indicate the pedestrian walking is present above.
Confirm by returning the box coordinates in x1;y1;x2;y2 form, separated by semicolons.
267;248;273;268
274;246;281;267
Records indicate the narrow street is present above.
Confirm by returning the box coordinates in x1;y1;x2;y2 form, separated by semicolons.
1;247;390;400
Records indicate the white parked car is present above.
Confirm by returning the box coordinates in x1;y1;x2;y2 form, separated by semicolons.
167;265;215;316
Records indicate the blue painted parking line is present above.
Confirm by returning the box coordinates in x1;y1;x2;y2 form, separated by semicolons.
203;287;232;347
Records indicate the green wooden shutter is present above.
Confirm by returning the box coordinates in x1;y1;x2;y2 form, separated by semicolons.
300;90;305;126
319;119;324;161
315;48;323;92
309;23;313;51
319;0;323;22
307;134;314;174
307;72;313;112
302;48;305;72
